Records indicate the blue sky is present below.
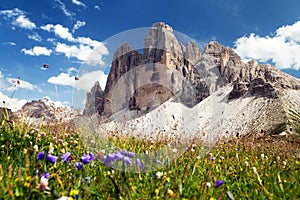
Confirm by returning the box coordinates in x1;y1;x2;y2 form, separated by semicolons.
0;0;300;110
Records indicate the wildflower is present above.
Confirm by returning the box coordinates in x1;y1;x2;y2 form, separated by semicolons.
136;158;142;167
167;188;175;197
49;142;54;154
245;161;249;167
47;154;58;164
226;191;235;200
206;182;212;188
283;161;287;168
70;189;79;198
41;172;50;179
33;144;39;151
121;150;135;158
261;153;265;159
80;153;94;164
172;148;178;153
36;177;50;191
209;157;215;161
61;152;71;163
156;171;164;179
36;151;45;160
214;180;224;188
123;156;132;165
252;167;257;173
74;162;83;170
115;152;124;160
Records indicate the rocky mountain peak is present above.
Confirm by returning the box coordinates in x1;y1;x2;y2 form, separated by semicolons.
185;41;201;65
151;22;173;31
113;42;135;60
86;22;300;131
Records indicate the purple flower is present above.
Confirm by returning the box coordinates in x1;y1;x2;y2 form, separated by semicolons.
80;153;94;164
89;153;95;161
61;152;71;163
120;150;135;158
41;172;50;179
115;152;124;160
123;156;132;165
36;151;45;160
136;158;142;167
74;162;83;170
209;157;215;161
214;180;224;188
47;154;58;164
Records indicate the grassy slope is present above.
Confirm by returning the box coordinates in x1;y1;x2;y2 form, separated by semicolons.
0;118;299;200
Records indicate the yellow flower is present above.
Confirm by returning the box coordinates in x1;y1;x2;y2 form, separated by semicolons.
70;189;79;197
167;188;175;197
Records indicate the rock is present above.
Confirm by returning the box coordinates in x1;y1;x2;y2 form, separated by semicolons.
86;22;300;125
85;81;104;115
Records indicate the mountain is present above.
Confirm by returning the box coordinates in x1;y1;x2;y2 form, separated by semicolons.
86;22;300;138
14;98;80;126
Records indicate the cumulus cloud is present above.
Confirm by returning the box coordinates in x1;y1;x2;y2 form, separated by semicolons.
0;70;42;93
48;70;107;91
71;0;86;7
6;78;41;91
21;46;52;56
41;23;109;66
0;91;27;111
234;20;300;70
41;24;74;41
0;8;36;29
72;20;86;33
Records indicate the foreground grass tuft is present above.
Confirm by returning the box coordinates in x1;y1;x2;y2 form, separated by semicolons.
0;118;299;199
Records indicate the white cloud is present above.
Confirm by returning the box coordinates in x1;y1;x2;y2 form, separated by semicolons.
28;33;42;42
55;42;93;61
71;0;86;7
21;46;52;56
0;91;27;111
41;24;74;41
6;78;40;91
72;20;86;33
2;42;16;46
234;20;300;70
55;0;75;18
0;70;42;93
94;5;101;11
48;70;107;91
12;15;36;29
48;72;76;87
0;8;36;29
67;67;78;74
41;23;109;65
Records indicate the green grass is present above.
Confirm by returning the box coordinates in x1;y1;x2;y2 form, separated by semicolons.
0;118;299;200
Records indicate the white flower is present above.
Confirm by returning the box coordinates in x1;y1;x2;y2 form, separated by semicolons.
172;148;178;153
283;161;287;168
36;177;50;191
156;171;164;179
245;161;249;167
206;182;212;188
252;167;257;173
49;142;54;154
33;144;38;151
261;154;265;159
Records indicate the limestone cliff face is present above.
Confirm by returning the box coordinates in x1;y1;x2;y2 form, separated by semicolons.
86;22;300;120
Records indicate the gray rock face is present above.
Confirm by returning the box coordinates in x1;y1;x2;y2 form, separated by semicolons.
85;81;104;115
86;22;300;121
